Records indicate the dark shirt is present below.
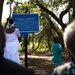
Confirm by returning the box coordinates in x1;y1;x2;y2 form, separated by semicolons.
0;56;34;75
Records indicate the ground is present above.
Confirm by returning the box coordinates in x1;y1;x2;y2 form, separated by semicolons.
19;52;70;75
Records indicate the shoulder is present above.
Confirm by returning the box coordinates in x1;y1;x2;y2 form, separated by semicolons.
15;28;19;30
52;43;59;47
1;58;34;75
5;28;15;33
52;43;56;46
15;28;20;32
56;43;62;47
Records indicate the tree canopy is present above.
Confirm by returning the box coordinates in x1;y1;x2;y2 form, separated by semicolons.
1;0;75;52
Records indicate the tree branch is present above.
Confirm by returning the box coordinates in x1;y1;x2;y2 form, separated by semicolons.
36;0;66;30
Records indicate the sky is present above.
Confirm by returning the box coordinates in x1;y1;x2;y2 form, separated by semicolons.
2;0;29;22
2;0;10;22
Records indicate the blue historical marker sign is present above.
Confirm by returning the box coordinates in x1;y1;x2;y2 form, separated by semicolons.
12;14;39;67
12;14;39;33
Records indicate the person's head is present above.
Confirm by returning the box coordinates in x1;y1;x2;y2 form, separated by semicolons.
63;19;75;60
8;18;15;28
53;36;61;43
0;25;6;55
9;18;14;24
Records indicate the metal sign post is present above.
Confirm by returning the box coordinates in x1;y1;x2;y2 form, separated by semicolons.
23;33;28;67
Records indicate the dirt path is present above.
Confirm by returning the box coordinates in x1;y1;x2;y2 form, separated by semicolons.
20;53;54;75
19;52;70;75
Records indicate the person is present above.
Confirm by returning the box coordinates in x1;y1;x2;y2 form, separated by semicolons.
51;36;63;67
51;19;75;75
0;25;34;75
3;18;21;64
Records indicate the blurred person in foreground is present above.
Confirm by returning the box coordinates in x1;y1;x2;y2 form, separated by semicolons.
0;24;34;75
51;19;75;75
